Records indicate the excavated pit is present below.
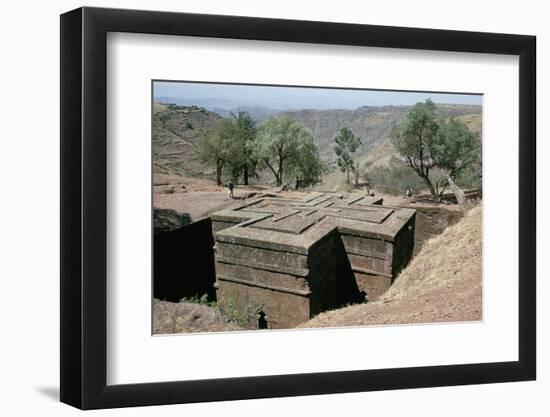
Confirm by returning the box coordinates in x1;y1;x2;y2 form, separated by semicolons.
211;192;416;329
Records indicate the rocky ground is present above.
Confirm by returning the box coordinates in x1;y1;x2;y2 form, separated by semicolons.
153;299;242;334
153;173;450;220
153;174;312;222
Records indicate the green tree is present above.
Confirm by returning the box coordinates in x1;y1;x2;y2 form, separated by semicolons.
288;135;326;189
231;111;258;185
197;118;238;185
391;99;480;201
433;117;480;208
433;117;480;180
255;116;312;186
334;127;361;184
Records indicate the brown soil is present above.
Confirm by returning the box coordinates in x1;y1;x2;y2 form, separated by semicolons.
153;174;311;221
300;205;482;328
154;175;247;221
153;299;242;334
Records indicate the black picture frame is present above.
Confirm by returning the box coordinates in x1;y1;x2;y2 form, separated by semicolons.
60;6;536;410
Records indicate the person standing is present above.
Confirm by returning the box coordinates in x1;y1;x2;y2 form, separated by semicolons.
405;188;413;203
228;180;234;199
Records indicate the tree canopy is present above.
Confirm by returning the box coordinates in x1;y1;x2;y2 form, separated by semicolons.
334;127;361;184
255;116;320;187
287;134;326;189
197;118;239;186
230;111;258;185
433;117;480;178
198;114;324;189
197;112;259;186
391;99;480;200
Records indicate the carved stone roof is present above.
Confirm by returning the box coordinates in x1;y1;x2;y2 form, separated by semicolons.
212;192;416;255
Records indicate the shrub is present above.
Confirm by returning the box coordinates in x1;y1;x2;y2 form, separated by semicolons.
180;294;249;327
216;298;250;328
368;159;482;196
158;113;171;123
368;161;425;195
454;162;482;190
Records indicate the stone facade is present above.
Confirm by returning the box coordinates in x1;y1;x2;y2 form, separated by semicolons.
211;192;416;329
405;206;463;255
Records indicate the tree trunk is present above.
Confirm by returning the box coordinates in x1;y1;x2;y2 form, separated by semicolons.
216;161;223;186
264;159;279;186
422;176;438;201
447;175;467;212
277;163;283;186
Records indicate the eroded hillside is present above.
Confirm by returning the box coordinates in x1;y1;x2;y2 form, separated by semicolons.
153;103;221;176
153;102;481;180
283;104;481;168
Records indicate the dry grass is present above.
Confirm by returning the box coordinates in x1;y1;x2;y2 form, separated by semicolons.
456;114;482;136
300;205;482;328
153;102;168;114
358;137;394;169
383;205;482;301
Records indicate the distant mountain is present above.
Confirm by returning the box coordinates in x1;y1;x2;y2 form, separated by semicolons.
210;105;280;122
281;104;482;168
156;96;244;110
156;97;281;122
152;101;482;180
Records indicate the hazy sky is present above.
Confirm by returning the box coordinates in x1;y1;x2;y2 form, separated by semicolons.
153;81;482;110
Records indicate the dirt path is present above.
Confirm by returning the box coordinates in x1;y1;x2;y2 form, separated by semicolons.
153;174;313;221
154;175;259;221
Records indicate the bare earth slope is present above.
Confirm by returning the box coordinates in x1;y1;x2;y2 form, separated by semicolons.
300;205;482;328
153;103;221;176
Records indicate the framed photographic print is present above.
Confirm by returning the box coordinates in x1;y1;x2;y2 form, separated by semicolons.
60;6;536;410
